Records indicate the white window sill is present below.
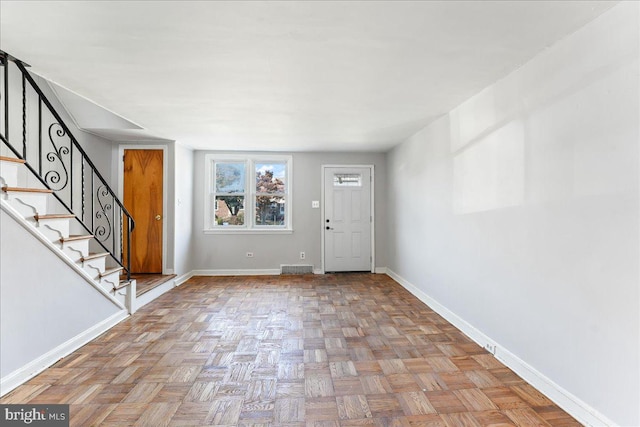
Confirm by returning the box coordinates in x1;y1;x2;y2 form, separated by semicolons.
203;228;293;235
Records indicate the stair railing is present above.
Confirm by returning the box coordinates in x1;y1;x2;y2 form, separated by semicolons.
0;51;134;281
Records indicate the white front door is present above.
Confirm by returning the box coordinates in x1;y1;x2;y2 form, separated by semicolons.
324;166;372;272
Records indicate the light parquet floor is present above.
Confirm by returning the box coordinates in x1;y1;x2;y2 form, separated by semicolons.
1;274;581;426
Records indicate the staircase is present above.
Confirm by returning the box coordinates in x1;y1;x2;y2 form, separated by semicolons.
1;156;134;309
0;51;136;311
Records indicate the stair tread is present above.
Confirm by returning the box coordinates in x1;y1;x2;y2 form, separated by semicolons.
100;267;124;277
113;280;131;291
81;252;109;261
2;186;53;194
0;156;25;164
35;213;76;220
60;234;93;242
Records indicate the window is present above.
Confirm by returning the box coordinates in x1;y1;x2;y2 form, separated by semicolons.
333;173;362;187
205;154;292;233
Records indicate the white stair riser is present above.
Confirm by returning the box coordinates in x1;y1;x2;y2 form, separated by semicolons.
37;218;71;241
100;270;121;291
82;257;106;278
0;161;21;187
61;239;89;260
2;192;48;218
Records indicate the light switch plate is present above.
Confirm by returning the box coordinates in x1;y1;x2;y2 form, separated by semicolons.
312;201;320;208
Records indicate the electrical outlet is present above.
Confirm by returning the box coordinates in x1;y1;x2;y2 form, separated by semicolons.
246;252;254;258
300;252;305;260
485;343;496;355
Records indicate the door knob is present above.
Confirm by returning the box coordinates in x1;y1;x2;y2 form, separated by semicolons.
326;226;333;230
155;214;162;221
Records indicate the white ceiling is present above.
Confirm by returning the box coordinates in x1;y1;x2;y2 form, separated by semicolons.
0;1;615;152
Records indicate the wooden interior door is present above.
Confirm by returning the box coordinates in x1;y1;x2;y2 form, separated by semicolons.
124;149;163;273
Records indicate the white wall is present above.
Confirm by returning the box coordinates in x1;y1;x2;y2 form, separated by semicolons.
192;151;387;272
387;3;638;426
174;143;194;276
0;210;123;379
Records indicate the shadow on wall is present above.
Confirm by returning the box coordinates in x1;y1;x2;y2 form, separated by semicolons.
452;116;525;215
449;46;637;216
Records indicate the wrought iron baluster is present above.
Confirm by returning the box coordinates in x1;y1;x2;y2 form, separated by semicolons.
22;73;26;158
38;97;42;176
119;206;123;264
81;157;85;222
0;55;3;139
127;217;132;281
70;141;73;211
112;191;116;256
44;123;70;193
95;183;113;244
91;170;94;234
3;54;8;141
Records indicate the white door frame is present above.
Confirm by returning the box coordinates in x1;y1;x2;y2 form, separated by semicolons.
117;144;169;275
321;164;375;274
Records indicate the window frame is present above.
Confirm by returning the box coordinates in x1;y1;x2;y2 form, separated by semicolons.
204;154;293;234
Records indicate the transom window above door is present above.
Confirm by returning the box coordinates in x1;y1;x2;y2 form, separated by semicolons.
204;154;292;233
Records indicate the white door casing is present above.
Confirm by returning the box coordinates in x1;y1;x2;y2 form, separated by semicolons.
323;166;373;272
